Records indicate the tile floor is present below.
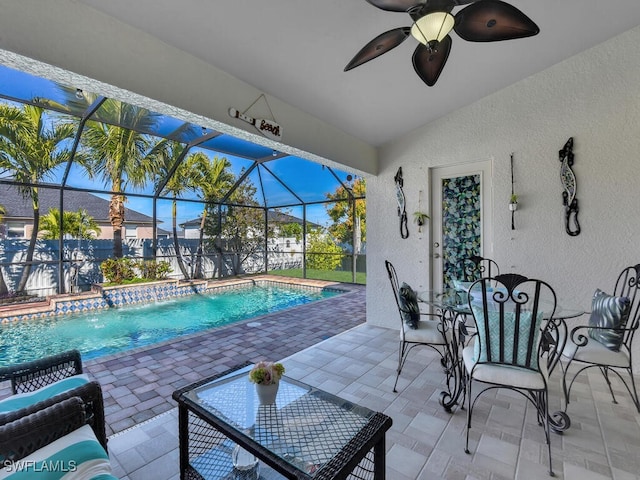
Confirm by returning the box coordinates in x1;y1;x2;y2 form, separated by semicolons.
108;324;640;480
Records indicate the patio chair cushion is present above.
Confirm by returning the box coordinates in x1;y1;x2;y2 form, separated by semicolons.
472;307;543;369
463;344;547;389
0;424;113;480
588;289;630;351
403;319;449;344
0;375;90;413
398;282;420;329
562;335;630;367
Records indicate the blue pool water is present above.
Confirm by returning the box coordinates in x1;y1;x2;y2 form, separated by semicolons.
0;283;342;366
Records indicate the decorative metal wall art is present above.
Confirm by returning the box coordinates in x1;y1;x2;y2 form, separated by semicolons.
559;137;581;236
394;167;409;238
509;153;518;230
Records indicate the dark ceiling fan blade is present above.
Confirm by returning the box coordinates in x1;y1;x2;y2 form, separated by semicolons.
412;35;452;86
365;0;425;12
454;0;539;42
409;0;476;25
344;27;411;71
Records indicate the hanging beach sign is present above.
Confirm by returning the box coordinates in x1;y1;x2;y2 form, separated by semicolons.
228;108;282;141
228;94;282;141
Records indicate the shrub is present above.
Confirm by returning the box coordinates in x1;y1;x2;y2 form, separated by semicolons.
135;260;172;280
100;258;173;284
100;258;136;284
305;235;343;271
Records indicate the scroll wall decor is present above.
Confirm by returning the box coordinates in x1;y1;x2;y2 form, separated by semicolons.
394;167;409;239
559;137;581;236
509;153;518;230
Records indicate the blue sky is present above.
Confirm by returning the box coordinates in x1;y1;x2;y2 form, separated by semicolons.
0;64;360;230
49;152;349;230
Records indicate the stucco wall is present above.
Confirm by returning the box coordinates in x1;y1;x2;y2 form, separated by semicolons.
367;25;640;372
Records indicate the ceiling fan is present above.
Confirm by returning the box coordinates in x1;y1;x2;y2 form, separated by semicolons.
344;0;539;86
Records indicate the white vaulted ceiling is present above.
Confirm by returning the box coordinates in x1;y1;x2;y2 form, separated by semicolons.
76;0;640;147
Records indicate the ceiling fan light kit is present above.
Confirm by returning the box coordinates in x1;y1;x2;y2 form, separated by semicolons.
345;0;540;87
411;12;455;46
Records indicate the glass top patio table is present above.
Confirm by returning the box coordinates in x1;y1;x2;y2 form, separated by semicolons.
417;288;584;320
416;288;584;420
174;367;392;479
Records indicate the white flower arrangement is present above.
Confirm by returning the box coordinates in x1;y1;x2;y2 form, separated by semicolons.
248;361;285;385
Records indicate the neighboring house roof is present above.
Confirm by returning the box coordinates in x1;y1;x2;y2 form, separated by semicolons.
179;211;321;229
180;218;202;228
0;183;158;224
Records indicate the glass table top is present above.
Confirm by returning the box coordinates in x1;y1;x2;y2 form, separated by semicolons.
182;371;379;476
418;288;584;320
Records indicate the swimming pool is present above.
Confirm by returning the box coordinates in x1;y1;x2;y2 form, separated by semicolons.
0;282;343;366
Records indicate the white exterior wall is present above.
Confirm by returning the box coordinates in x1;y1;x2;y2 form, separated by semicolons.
367;25;640;372
270;236;303;254
183;227;201;240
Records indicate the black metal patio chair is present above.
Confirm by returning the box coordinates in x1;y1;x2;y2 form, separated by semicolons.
385;260;449;392
463;274;568;476
561;264;640;413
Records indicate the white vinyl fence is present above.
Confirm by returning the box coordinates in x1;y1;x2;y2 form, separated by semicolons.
0;238;304;296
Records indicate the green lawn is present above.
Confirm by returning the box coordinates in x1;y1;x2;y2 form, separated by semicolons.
269;268;366;284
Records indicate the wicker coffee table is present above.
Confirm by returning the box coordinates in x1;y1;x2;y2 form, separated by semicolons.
172;365;392;480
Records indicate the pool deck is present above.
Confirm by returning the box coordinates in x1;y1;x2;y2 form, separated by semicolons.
0;276;365;436
3;278;640;479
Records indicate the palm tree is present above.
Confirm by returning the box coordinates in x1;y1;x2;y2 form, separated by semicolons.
152;140;213;279
191;155;233;278
39;208;101;239
0;203;8;296
80;100;161;258
0;103;76;292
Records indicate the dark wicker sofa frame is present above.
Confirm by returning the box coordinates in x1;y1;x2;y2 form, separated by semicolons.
0;350;107;450
0;396;89;462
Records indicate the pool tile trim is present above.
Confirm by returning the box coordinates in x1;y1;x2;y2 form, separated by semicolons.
0;276;346;324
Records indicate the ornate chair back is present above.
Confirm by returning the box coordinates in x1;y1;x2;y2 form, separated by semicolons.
385;260;410;340
461;255;500;282
469;273;563;374
613;264;640;353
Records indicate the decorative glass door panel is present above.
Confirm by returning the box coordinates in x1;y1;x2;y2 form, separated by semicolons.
442;175;481;289
431;161;492;292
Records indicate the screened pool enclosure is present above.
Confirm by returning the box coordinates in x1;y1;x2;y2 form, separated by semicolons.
0;64;366;299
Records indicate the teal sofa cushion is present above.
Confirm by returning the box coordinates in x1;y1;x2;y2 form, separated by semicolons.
0;375;89;413
0;424;113;480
